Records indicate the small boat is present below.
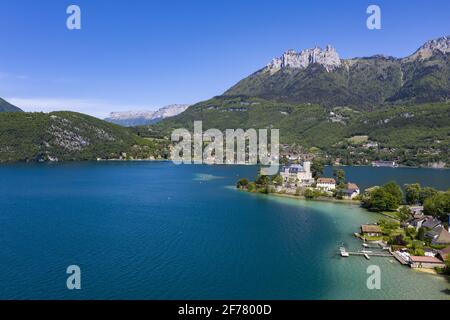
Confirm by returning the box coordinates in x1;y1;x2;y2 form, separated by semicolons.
339;247;349;257
362;243;369;248
364;253;370;260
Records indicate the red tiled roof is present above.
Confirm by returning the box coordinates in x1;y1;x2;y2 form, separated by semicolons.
361;225;382;233
317;178;336;184
347;182;359;190
409;256;444;263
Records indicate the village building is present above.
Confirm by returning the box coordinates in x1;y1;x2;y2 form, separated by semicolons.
422;217;442;230
410;216;441;231
361;224;382;237
408;206;424;216
437;246;450;262
316;178;336;191
342;182;360;199
426;226;450;245
280;162;314;187
409;256;446;269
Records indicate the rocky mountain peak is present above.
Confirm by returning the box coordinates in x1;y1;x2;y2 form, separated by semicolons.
420;36;450;53
266;45;341;73
408;35;450;60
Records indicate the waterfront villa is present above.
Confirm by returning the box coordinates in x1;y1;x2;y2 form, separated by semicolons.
361;224;382;237
280;162;314;187
409;256;446;269
316;178;336;191
342;182;360;199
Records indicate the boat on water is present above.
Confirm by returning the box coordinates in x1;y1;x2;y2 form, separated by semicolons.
339;247;349;257
364;253;370;260
362;243;369;248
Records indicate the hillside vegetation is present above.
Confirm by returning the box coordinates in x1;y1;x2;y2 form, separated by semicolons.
0;111;169;162
141;96;449;167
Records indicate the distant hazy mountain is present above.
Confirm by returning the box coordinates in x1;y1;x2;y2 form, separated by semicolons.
105;104;190;126
0;97;22;112
225;36;450;109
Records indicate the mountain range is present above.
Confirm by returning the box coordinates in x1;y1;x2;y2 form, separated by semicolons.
104;104;190;126
145;36;450;167
225;36;450;108
0;36;449;166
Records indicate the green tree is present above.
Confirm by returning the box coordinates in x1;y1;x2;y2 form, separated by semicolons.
362;187;400;212
398;206;412;222
333;168;346;188
417;227;426;241
255;174;270;187
311;159;324;179
423;191;450;221
272;174;283;186
383;181;403;205
390;234;407;246
236;178;249;189
405;183;421;205
247;182;256;192
419;187;438;204
443;257;450;276
304;188;316;199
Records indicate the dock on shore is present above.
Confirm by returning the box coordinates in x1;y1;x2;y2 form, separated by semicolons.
339;247;393;258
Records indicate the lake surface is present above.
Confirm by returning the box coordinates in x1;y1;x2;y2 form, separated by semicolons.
0;162;449;299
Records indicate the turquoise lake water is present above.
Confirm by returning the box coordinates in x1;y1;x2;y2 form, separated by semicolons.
0;162;449;299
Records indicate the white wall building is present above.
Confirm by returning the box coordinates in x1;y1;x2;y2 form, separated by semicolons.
280;162;314;187
316;178;336;191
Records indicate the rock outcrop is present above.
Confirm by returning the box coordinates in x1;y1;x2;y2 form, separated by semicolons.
266;45;341;73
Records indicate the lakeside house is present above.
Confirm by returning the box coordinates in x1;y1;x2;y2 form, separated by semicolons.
425;226;450;245
342;182;360;199
280;162;314;187
409;256;446;269
316;178;336;191
361;224;382;237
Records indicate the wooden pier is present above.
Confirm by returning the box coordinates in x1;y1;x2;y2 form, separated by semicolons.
339;247;393;258
391;250;409;265
346;251;393;257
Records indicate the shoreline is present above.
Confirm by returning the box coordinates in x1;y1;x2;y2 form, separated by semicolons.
239;189;400;220
0;160;448;170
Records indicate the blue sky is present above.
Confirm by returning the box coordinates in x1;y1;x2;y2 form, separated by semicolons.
1;0;449;118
